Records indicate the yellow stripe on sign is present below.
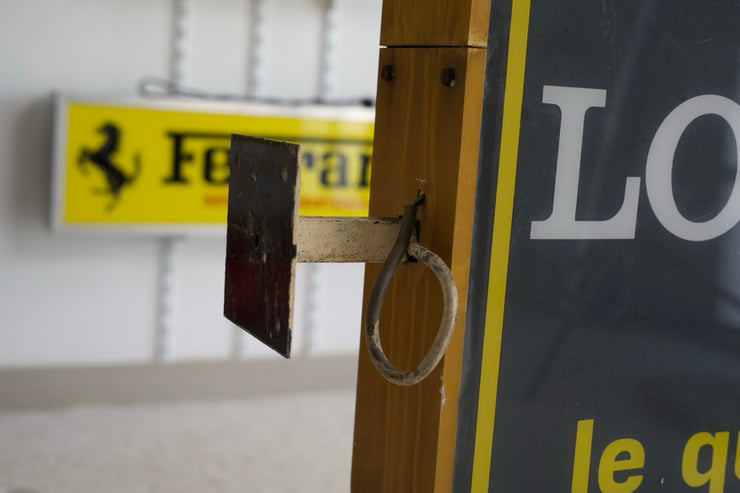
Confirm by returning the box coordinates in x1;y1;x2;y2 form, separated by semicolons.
471;0;531;490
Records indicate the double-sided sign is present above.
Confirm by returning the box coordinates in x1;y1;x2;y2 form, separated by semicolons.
456;1;740;492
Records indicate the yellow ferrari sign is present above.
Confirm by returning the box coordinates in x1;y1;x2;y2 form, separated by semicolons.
52;97;374;232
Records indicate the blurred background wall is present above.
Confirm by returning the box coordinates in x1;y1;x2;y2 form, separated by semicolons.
0;0;382;369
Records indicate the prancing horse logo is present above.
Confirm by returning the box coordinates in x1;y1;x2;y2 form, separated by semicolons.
78;122;141;211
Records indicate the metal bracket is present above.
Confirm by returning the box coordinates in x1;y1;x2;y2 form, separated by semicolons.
224;134;457;385
364;195;458;386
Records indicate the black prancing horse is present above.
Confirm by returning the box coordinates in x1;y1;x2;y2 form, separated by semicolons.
78;122;140;211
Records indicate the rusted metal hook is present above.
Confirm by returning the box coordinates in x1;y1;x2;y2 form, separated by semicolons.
364;194;459;386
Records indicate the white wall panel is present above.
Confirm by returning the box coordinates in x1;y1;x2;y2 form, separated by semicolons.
259;0;327;99
0;236;160;367
0;1;171;97
187;0;252;94
309;263;365;355
0;1;171;367
328;0;382;100
165;238;234;361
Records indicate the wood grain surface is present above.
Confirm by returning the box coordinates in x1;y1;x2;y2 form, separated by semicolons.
380;0;491;47
351;45;486;493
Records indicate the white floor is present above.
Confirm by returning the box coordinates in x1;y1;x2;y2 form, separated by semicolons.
0;390;355;493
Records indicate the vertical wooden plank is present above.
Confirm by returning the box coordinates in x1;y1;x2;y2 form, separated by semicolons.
351;46;486;492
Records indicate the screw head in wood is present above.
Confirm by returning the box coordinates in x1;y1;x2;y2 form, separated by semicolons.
440;67;456;87
380;64;395;82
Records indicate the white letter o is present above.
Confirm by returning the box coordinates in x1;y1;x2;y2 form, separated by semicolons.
646;95;740;241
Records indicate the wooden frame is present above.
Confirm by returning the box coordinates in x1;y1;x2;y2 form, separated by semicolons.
351;1;491;490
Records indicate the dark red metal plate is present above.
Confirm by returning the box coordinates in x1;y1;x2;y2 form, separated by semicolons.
224;134;301;358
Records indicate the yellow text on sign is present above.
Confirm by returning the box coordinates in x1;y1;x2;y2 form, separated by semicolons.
570;419;740;493
61;102;373;226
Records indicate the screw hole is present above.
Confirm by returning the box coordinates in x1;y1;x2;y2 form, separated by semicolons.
440;67;456;87
380;64;395;82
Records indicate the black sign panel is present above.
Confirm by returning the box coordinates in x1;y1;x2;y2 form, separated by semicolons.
455;1;740;492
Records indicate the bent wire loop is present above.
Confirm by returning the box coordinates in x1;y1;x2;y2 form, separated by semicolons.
364;195;459;386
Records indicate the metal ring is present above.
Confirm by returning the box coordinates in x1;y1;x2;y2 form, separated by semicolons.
364;199;459;386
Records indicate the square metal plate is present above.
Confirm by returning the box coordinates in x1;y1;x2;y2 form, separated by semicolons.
224;134;301;358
